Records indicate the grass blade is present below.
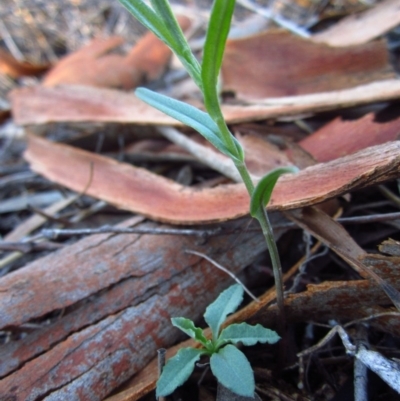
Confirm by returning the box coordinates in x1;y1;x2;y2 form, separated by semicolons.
119;0;173;46
120;0;201;88
135;88;242;161
201;0;236;116
149;0;202;87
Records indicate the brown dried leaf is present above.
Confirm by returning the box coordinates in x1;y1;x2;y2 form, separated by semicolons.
222;31;394;99
24;135;400;224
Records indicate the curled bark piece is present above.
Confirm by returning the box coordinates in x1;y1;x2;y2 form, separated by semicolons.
24;135;400;224
11;80;400;126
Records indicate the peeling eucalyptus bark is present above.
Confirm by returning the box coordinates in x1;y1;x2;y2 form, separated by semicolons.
0;215;286;400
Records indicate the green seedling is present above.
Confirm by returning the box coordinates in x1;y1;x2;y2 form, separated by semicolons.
156;284;280;397
119;0;298;324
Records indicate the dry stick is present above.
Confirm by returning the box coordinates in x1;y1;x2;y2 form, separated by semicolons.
9;210;400;253
343;312;400;328
378;184;400;208
0;161;96;271
354;333;368;401
0;241;62;252
0;196;77;272
40;226;221;239
298;325;400;394
157;349;167;401
157;126;242;182
185;250;259;302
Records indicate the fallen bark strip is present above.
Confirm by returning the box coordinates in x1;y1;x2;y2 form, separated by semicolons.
0;214;284;399
222;31;394;99
10;79;400;126
312;0;400;47
299;110;400;163
252;280;400;332
24;135;400;224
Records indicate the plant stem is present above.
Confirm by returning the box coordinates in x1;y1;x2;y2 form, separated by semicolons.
235;163;286;334
205;84;286;333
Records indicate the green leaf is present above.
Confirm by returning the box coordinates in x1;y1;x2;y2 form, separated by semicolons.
119;0;201;87
204;284;243;341
156;347;206;397
218;323;280;347
210;344;255;397
119;0;173;48
172;317;209;346
202;0;236;118
250;166;299;217
135;88;242;161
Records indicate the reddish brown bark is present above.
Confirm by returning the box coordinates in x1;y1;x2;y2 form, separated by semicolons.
0;215;281;400
24;135;400;224
11;80;400;126
222;31;394;99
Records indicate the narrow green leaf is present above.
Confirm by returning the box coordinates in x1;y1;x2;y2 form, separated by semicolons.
156;347;206;397
135;88;242;161
202;0;236;117
119;0;173;47
204;284;243;341
172;317;209;346
250;166;299;217
218;323;280;347
149;0;201;86
210;345;255;397
119;0;201;87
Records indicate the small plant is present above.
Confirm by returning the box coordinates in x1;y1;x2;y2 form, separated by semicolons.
156;284;280;397
119;0;298;325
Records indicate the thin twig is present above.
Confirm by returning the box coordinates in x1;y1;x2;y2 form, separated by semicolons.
185;249;259;302
157;348;166;401
40;226;221;240
0;241;62;253
157;126;242;182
